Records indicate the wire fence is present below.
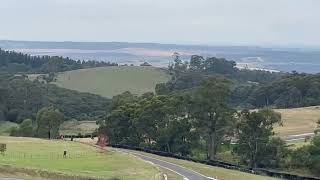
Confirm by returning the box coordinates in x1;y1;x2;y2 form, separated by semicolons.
0;151;107;160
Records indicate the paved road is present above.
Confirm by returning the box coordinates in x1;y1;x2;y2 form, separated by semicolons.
119;149;215;180
283;133;315;142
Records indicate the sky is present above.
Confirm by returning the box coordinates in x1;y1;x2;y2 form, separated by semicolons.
0;0;320;47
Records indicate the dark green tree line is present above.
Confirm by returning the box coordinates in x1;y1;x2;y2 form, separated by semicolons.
0;75;110;123
0;48;118;73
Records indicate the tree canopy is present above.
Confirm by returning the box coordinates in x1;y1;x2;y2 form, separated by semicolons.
0;74;110;123
0;48;118;73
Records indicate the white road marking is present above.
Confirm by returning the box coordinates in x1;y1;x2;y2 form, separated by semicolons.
120;149;217;180
163;174;168;180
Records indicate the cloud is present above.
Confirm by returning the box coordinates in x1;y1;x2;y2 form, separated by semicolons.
0;0;319;47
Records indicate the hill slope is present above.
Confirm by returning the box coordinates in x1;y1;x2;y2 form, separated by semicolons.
53;66;170;98
274;106;320;137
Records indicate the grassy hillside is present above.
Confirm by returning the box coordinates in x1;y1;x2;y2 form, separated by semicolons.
0;136;163;180
274;106;320;137
59;120;98;135
53;66;170;98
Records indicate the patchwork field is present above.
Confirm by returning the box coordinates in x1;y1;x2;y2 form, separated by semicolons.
0;136;163;180
274;106;320;137
53;66;170;98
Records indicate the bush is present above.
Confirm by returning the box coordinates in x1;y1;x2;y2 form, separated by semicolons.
9;119;34;137
9;126;19;136
19;119;34;137
290;146;311;168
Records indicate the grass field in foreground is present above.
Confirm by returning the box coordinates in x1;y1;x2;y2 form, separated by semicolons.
0;136;163;180
274;106;320;137
53;66;170;98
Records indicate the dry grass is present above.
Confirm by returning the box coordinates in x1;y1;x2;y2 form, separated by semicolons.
273;106;320;137
59;120;98;135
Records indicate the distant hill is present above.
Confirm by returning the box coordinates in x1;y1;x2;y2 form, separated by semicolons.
53;66;171;98
1;40;320;73
0;74;110;123
0;48;117;74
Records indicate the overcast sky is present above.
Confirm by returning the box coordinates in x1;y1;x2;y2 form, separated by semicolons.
0;0;319;47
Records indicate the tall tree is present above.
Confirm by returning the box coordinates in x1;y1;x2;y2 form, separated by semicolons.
315;119;320;134
36;107;64;139
234;109;282;168
18;119;34;137
191;76;235;160
136;94;194;154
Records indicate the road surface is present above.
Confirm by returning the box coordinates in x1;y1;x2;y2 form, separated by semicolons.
77;138;216;179
119;149;215;180
283;133;315;142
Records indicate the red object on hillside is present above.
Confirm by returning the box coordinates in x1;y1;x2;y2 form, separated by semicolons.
97;134;109;148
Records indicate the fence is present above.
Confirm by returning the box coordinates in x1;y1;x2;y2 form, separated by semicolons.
0;144;6;154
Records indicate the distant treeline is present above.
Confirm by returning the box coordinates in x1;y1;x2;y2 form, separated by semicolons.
0;74;110;123
0;49;118;73
156;53;320;108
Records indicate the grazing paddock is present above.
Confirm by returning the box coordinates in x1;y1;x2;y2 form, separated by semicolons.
274;106;320;137
53;66;170;98
59;120;98;135
0;136;163;180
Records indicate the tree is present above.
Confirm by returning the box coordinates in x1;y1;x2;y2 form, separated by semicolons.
136;94;194;155
290;145;312;168
259;137;289;168
315;119;320;134
290;135;320;176
309;135;320;175
18;119;34;137
36;107;64;139
191;76;235;160
234;109;282;168
189;55;204;71
104;102;141;145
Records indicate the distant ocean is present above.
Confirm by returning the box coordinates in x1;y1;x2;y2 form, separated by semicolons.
1;40;320;73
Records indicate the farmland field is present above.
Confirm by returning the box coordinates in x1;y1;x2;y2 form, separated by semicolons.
59;120;98;135
53;66;170;98
0;136;164;180
274;106;320;137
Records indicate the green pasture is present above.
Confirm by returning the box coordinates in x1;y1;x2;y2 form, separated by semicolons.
53;66;170;98
0;136;162;180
